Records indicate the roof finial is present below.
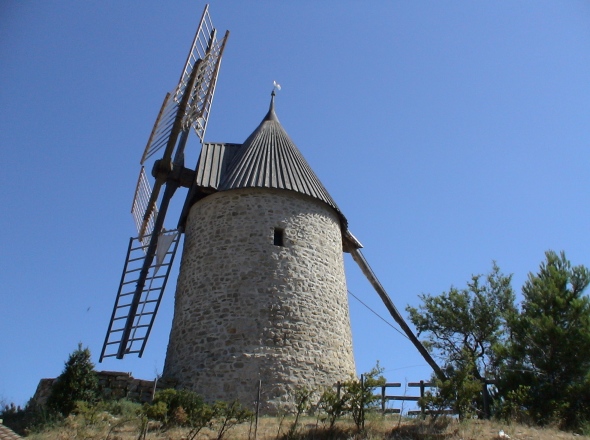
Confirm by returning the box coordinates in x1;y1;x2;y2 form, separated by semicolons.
265;81;281;121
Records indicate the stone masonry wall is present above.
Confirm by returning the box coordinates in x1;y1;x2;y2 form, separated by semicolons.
32;371;157;407
163;188;356;412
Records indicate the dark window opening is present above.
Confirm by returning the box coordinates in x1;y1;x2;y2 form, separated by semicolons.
274;228;284;246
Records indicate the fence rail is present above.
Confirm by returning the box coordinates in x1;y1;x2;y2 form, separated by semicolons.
380;380;436;417
378;379;497;418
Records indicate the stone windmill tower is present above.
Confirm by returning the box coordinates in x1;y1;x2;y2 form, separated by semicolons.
101;6;443;412
161;91;358;407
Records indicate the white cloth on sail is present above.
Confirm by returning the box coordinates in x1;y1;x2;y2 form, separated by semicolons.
154;230;178;274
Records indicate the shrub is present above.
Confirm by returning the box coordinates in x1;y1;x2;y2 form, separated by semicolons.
285;387;314;439
318;363;385;431
210;399;252;440
420;367;482;420
348;363;386;430
318;386;349;430
147;388;206;427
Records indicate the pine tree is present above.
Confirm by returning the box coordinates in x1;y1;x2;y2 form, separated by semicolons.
46;343;99;416
504;251;590;428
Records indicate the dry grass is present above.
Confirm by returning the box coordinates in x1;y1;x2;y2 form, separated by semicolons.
387;417;588;440
24;413;590;440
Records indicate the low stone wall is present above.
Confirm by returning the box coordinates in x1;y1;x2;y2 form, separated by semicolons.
32;371;162;406
96;371;156;403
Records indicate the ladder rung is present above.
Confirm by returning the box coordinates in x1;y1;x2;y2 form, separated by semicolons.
125;267;141;275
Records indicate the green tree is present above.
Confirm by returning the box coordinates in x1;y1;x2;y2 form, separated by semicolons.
407;263;515;418
502;250;590;429
46;343;99;416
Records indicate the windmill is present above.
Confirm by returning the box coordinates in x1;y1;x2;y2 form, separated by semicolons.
100;4;444;411
100;4;229;362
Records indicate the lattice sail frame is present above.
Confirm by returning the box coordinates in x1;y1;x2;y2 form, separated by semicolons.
133;5;228;243
131;167;158;246
101;4;229;362
139;4;228;168
174;4;228;142
100;231;180;360
140;93;176;166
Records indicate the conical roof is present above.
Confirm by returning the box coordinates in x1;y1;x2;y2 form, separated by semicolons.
218;92;346;225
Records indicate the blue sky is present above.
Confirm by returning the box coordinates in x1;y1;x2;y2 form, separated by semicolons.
1;1;589;408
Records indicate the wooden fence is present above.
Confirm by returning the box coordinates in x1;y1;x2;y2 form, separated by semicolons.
378;380;496;418
379;381;440;417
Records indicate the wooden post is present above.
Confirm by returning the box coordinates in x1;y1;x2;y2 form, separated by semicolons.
420;380;425;420
381;384;386;414
360;374;365;431
151;375;159;402
254;379;261;440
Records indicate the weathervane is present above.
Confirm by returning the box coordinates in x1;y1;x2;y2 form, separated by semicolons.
273;80;281;93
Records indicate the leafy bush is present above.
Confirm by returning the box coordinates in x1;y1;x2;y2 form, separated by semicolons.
72;398;142;424
146;388;206;427
143;390;252;440
101;398;143;417
143;399;167;421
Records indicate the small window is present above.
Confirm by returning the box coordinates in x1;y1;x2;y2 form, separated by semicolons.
274;228;284;246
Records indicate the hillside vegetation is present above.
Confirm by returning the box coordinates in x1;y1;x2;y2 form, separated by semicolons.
3;250;590;438
16;412;590;440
